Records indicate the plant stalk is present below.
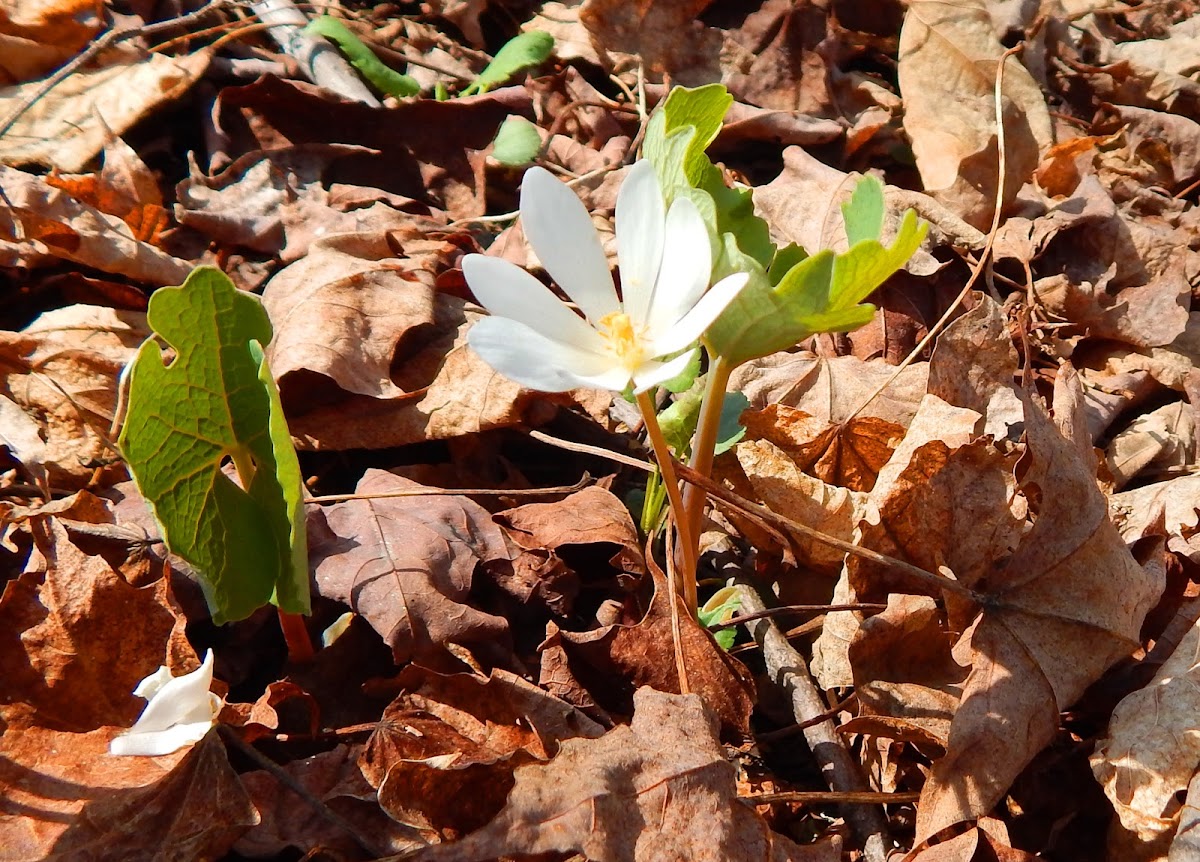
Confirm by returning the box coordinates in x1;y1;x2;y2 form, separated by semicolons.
681;352;734;555
635;390;698;614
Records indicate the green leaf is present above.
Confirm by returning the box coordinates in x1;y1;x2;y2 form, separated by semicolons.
119;267;309;624
656;84;733;187
462;30;554;96
714;391;748;456
491;116;542;165
842;174;885;246
305;16;420;97
698;585;742;651
767;243;808;285
658;380;705;457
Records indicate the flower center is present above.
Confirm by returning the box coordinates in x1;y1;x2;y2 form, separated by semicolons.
597;311;644;369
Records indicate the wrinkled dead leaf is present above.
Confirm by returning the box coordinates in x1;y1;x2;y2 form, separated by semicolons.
405;687;836;862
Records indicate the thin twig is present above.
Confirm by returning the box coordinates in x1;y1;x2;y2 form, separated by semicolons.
305;474;592;504
744;790;921;806
733;580;892;862
528;429;653;472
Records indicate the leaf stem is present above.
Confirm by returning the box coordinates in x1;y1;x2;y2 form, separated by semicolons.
682;353;733;555
278;609;315;663
635;390;698;614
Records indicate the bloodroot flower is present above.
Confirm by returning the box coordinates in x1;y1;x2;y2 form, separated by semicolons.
464;160;747;393
109;650;222;757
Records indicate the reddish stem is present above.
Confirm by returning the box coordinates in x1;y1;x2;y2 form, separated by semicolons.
278;609;315;663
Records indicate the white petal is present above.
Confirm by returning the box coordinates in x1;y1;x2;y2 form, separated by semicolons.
520;167;619;324
469;316;623;392
132;665;174;700
615;160;665;327
644;197;712;335
646;272;749;357
632;349;700;394
109;720;213;757
125;650;216;734
462;255;606;353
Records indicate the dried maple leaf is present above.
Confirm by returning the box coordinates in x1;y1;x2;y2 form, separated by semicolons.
404;688;837;862
310;469;511;667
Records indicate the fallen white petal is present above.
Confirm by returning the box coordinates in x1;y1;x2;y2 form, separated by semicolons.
615;160;665;327
519;167;619;324
109;650;221;757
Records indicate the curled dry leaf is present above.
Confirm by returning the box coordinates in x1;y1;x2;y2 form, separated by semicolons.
0;0;101;84
1092;612;1200;857
0;518;193;733
897;0;1052;227
405;688;836;862
0;303;148;487
310;469;511;668
361;665;604;838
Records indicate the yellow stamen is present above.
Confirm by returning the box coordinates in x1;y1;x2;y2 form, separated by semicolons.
598;311;644;369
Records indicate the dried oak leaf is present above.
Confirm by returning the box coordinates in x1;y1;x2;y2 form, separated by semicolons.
0;728;257;860
1092;612;1200;857
720;0;834;114
580;0;724;85
0;518;192;732
405;688;836;862
0;303;148;487
310;469;511;668
235;743;419;859
492;485;645;616
0;0;100;84
361;665;604;838
0;165;192;283
897;0;1052;228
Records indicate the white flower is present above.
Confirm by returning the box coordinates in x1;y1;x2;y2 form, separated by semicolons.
464;160;748;393
109;649;222;757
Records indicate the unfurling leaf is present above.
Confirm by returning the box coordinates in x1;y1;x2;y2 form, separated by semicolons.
305;16;420;98
462;31;554;96
119;267;309;624
491;115;542;166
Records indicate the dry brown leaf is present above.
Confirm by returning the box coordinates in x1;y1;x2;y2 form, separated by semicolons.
1105;400;1196;489
0;47;210;172
552;564;755;737
735;437;869;573
310;469;511;667
1111;474;1200;565
0;517;193;732
906;395;1163;841
264;231;459;401
0;303;147;487
1091;612;1200;857
1103;16;1200;114
729;350;929;428
741;404;904;492
718;0;833;114
235;743;420;859
0;165;192;284
579;0;725;86
493;485;645;616
897;0;1052;227
0;0;101;84
0;728;257;859
405;687;836;862
176;145;429;262
361;665;604;837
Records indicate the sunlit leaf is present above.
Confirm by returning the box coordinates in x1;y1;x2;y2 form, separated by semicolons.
119;267;309;624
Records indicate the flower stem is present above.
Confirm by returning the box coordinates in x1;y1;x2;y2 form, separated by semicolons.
682;353;733;555
636;390;698;614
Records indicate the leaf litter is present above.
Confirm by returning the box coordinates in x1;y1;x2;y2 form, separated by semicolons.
2;0;1200;860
